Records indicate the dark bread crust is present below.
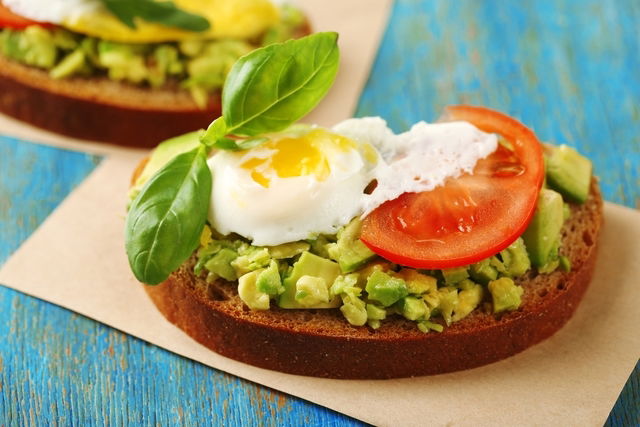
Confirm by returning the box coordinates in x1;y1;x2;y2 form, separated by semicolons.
144;180;603;379
0;55;221;147
0;20;311;147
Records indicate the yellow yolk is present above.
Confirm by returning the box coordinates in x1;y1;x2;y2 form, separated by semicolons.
240;129;359;188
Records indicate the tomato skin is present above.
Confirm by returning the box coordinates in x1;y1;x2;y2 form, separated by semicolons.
0;4;52;29
361;105;545;269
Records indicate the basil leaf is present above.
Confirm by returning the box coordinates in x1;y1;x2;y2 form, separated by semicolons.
125;146;211;285
101;0;210;32
222;32;339;136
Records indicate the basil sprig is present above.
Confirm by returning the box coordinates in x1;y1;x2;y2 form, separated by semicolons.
201;32;340;148
126;32;339;284
100;0;210;32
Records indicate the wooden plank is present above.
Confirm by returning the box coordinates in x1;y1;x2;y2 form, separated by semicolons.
1;0;639;424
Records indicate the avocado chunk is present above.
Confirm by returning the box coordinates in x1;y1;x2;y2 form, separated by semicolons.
50;49;86;79
452;283;483;321
267;241;310;259
204;248;238;281
399;296;429;321
98;41;148;83
306;235;333;258
366;304;387;321
340;290;368;326
442;266;469;285
330;273;359;297
238;270;270;310
437;287;459;326
366;303;387;330
295;276;330;307
546;145;592;203
469;258;498;285
417;320;444;333
488;277;524;313
2;27;57;68
278;252;341;309
256;260;284;296
231;246;271;276
522;189;564;267
499;237;531;277
559;255;572;272
326;218;377;273
395;269;438;295
365;271;409;307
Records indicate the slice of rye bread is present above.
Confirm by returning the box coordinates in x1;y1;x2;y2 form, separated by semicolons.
0;21;310;148
142;179;603;379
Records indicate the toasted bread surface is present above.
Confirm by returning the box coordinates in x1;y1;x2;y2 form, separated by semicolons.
143;180;603;379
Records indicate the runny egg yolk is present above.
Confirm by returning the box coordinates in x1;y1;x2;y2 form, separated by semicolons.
240;129;366;188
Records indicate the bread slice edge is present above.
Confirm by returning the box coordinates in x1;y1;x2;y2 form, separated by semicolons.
143;180;604;379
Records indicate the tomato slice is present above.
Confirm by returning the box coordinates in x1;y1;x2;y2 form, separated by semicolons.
0;3;51;29
361;105;545;269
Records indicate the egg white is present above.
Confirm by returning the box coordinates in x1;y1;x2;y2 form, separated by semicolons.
4;0;98;24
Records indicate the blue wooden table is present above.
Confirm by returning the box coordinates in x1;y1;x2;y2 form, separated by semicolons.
1;0;638;425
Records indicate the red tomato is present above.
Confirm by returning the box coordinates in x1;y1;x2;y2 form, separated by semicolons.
361;105;545;269
0;3;51;29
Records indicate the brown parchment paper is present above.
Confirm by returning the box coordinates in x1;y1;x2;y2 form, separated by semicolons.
0;0;392;156
1;154;639;426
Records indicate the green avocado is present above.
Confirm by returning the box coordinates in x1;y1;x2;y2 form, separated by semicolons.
499;237;531;277
488;277;523;313
395;269;437;295
267;241;310;259
522;189;564;267
469;258;499;285
295;275;331;307
204;248;238;281
238;270;270;310
452;282;483;321
365;271;409;307
437;287;459;326
278;252;341;309
399;296;429;321
340;290;368;326
98;41;148;83
50;49;86;79
442;266;469;285
231;246;271;276
326;217;376;273
2;27;57;68
546;145;592;203
256;260;284;296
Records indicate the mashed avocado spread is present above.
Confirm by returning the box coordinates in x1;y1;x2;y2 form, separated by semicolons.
129;132;592;333
0;4;305;108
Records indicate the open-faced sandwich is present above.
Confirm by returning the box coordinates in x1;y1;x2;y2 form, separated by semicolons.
0;0;309;146
125;32;603;379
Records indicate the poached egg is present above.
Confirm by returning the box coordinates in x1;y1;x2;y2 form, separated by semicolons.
208;118;498;246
